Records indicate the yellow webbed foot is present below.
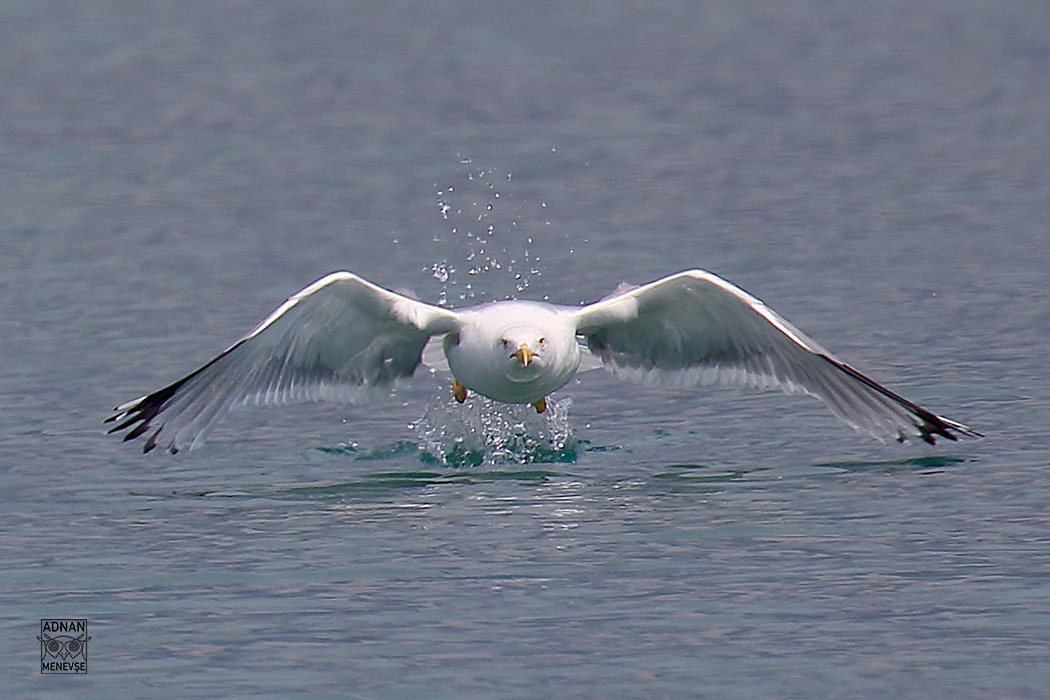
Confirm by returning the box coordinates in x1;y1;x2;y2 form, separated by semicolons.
532;397;547;413
452;378;467;403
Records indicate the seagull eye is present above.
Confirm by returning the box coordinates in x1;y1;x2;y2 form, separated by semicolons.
502;339;509;349
538;337;546;346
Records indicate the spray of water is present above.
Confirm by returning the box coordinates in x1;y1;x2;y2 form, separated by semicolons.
431;158;548;305
415;157;578;465
412;387;576;466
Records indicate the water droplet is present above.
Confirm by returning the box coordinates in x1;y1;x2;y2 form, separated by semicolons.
430;262;451;283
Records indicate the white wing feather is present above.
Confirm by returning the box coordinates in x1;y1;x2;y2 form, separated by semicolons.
107;272;460;453
573;270;979;444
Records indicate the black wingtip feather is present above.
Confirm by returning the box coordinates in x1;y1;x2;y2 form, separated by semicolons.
106;374;193;451
106;336;253;453
124;421;152;441
142;429;159;453
822;355;980;444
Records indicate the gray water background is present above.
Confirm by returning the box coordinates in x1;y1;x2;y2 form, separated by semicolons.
2;1;1049;697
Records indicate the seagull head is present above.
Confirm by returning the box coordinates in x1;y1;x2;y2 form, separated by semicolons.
500;328;547;378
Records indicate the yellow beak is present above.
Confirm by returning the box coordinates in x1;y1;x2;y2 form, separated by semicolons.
512;343;534;366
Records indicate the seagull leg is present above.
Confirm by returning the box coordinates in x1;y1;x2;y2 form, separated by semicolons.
452;378;467;403
532;397;547;414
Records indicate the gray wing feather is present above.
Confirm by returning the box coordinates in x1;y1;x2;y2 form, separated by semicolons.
107;272;460;453
573;270;979;444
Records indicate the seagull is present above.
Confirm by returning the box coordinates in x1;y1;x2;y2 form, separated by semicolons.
106;269;980;453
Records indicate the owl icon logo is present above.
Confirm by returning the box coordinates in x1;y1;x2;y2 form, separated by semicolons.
38;619;90;674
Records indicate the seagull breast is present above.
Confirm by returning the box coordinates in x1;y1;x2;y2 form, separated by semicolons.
443;301;582;404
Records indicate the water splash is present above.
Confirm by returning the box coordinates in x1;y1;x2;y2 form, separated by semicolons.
412;387;575;466
431;159;549;305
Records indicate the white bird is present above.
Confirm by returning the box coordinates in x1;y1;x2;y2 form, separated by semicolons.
107;270;980;453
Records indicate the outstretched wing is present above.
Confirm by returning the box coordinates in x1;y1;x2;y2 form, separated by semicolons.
572;269;979;444
107;272;461;453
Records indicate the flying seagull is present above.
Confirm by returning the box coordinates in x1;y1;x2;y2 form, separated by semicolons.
106;269;980;453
